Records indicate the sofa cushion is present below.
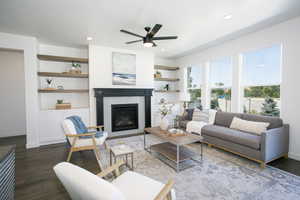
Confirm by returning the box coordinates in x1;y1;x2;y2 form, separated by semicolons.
214;112;243;127
192;108;209;122
183;108;194;121
230;117;269;135
242;114;283;129
202;125;261;150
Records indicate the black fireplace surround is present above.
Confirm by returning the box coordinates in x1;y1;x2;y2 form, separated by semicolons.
111;104;138;132
94;88;153;129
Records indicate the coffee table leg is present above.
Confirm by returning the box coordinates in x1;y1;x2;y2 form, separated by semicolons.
144;131;146;150
176;145;179;173
201;141;203;160
131;153;134;170
110;150;112;166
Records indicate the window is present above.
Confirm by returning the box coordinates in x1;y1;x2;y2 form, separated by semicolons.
242;45;281;116
187;66;202;108
209;57;232;111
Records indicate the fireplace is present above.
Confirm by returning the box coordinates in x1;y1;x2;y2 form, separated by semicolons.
111;104;139;132
94;88;153;129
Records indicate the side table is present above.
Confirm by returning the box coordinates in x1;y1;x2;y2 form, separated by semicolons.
110;144;134;170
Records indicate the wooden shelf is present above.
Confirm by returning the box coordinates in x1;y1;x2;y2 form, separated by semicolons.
37;54;88;63
38;89;89;93
41;106;89;111
154;90;180;93
154;78;180;82
38;72;88;78
154;65;179;71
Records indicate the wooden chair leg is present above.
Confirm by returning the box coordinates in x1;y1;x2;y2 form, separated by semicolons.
67;149;73;162
260;162;266;168
94;147;103;171
94;147;101;160
104;141;109;150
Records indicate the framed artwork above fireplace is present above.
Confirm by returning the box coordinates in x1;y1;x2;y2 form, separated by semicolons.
112;52;136;85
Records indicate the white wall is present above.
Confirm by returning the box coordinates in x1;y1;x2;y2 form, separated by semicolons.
88;45;154;125
0;32;39;148
176;16;300;160
0;49;26;137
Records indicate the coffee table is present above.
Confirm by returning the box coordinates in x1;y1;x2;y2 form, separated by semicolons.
144;127;203;172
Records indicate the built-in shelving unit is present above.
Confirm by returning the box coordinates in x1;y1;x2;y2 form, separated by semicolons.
154;78;180;82
37;53;89;110
154;90;180;93
153;64;180;102
37;54;88;63
154;65;179;71
38;72;88;78
38;89;89;93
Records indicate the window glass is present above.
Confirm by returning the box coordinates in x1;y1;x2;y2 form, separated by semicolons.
210;57;232;111
242;45;281;116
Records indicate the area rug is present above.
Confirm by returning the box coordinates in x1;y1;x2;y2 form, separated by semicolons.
102;135;300;200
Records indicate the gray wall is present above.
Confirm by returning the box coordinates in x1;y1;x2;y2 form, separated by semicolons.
0;49;26;137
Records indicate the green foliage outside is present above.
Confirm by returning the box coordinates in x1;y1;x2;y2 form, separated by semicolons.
244;85;280;98
261;97;280;116
210;88;231;111
244;85;280;116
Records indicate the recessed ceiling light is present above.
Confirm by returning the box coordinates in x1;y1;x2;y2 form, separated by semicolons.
223;14;232;20
86;37;93;41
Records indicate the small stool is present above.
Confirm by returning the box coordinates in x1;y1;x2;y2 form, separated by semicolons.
110;144;134;170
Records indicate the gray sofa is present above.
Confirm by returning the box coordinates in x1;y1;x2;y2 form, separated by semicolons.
202;112;289;167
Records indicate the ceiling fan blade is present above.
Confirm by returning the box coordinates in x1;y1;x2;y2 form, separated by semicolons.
149;24;162;37
152;36;178;40
120;29;144;38
125;39;143;44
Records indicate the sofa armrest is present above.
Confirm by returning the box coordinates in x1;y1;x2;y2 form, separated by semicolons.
261;124;289;162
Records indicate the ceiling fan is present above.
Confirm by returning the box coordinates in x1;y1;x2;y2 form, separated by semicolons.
120;24;178;47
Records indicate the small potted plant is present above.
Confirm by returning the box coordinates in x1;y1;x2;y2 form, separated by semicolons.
154;71;162;78
70;62;81;74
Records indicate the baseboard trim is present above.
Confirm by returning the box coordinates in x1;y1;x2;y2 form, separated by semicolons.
39;138;66;146
26;143;40;149
288;152;300;161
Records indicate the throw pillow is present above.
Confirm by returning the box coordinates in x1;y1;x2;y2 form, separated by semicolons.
230;117;270;135
185;108;194;121
192;108;209;123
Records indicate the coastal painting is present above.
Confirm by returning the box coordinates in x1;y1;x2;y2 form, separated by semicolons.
112;52;136;85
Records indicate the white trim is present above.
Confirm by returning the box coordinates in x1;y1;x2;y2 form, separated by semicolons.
0;32;39;148
288;152;300;161
39;138;67;146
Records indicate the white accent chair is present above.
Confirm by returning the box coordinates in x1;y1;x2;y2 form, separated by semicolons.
54;161;176;200
62;119;108;169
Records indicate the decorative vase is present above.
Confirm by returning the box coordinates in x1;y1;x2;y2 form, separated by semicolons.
160;117;169;130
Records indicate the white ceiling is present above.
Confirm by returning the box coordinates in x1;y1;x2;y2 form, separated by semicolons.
0;0;300;58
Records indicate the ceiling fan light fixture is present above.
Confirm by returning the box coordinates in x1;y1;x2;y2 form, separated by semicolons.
143;42;153;47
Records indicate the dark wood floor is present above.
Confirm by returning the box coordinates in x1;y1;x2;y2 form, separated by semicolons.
1;136;300;200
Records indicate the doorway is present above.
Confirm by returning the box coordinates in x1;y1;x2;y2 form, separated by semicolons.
0;49;26;137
